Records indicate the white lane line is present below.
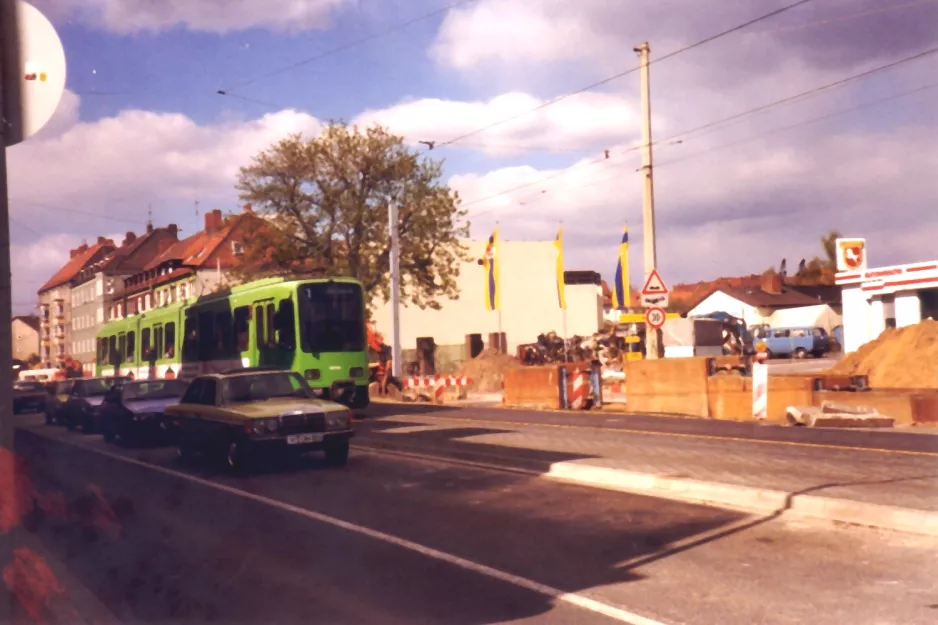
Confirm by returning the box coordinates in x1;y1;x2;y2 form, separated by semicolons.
36;433;668;625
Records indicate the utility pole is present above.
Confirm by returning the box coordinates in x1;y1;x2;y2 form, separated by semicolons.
388;201;402;378
634;41;661;360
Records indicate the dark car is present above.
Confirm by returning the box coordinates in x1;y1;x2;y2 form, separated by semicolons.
99;379;188;445
45;379;76;425
62;376;130;433
13;381;47;415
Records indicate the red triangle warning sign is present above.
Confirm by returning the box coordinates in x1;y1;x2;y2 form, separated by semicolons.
641;269;669;296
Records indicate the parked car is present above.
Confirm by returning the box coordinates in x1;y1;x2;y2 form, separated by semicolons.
13;381;47;415
98;378;188;445
752;326;830;359
61;376;131;433
163;368;354;473
45;379;77;425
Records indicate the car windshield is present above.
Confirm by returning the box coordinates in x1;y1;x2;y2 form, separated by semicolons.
298;282;365;353
223;372;311;403
79;378;120;397
14;382;44;392
123;380;188;401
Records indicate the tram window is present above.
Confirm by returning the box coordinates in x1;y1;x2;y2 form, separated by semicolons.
183;316;198;360
118;334;126;363
165;322;176;359
276;300;296;349
266;304;277;348
255;305;266;349
97;338;106;362
108;336;118;365
155;325;164;361
127;331;136;362
141;328;153;361
216;311;233;358
234;307;250;352
198;312;214;360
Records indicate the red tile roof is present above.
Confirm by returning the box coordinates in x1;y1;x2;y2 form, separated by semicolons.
39;240;115;293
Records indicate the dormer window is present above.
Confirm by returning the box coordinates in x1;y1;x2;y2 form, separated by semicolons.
231;241;244;256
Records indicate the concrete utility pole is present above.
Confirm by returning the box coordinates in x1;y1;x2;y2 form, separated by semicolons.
634;41;661;360
0;0;17;456
388;201;402;378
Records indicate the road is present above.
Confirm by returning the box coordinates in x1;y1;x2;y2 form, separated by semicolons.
7;412;938;625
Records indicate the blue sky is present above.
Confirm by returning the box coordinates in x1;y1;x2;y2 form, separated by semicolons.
8;0;938;313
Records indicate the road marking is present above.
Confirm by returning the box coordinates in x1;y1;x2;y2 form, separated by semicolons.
38;434;667;625
371;411;938;457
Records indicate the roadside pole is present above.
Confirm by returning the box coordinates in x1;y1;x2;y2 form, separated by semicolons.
0;1;19;621
388;201;402;378
634;41;661;360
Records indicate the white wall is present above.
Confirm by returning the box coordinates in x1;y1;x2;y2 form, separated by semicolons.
371;239;603;351
895;292;922;327
841;285;871;353
687;291;762;327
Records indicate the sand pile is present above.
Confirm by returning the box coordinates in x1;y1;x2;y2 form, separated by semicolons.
458;348;522;393
829;319;938;389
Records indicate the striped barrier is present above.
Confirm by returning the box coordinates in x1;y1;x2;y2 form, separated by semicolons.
404;375;473;403
568;371;588;410
752;352;769;420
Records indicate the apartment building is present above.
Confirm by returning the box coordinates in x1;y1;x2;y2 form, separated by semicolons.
38;237;116;367
117;205;263;317
12;315;40;362
69;223;179;364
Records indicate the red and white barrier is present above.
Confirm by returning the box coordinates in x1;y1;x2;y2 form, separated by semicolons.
752;354;768;420
568;371;588;410
404;375;472;402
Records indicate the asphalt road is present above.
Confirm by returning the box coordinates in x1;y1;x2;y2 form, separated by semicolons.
7;414;938;625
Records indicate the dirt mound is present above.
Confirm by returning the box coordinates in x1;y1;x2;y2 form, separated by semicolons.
829;319;938;389
457;348;522;393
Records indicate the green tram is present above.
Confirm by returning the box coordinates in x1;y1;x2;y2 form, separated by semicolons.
94;277;370;408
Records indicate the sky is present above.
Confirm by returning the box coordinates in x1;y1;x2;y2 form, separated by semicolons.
8;0;938;314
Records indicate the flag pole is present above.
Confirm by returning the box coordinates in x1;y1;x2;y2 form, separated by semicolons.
559;221;568;362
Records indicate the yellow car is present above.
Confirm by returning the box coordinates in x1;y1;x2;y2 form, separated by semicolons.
163;368;354;472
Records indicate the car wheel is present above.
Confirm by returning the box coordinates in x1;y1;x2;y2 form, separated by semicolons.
102;425;116;444
324;441;350;467
794;347;807;359
226;439;254;475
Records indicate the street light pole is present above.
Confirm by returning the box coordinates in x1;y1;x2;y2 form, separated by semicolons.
388;201;402;378
634;41;661;360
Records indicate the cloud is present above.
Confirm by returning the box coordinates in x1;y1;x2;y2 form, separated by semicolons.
352;91;644;155
31;0;354;34
7;96;324;313
450;122;938;284
430;0;938;77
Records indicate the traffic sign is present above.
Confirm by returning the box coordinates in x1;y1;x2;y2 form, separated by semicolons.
2;1;67;147
645;306;666;330
640;268;669;308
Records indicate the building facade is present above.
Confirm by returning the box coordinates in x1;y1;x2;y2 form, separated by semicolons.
69;224;179;364
834;238;937;353
116;206;260;319
37;238;116;367
370;238;605;367
12;316;40;363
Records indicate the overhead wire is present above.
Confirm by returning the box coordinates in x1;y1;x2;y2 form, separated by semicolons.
432;0;816;148
218;0;478;94
758;0;938;34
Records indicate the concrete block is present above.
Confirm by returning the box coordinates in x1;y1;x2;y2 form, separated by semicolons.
820;400;878;415
786;404;894;428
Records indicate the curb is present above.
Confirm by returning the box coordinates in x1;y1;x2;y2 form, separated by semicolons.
353;440;938;537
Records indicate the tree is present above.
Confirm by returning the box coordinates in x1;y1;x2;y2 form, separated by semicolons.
764;229;841;286
25;353;41;368
234;122;470;310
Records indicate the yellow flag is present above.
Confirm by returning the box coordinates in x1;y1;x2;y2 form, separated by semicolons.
555;227;566;309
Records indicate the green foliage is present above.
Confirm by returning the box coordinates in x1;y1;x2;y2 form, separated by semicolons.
234;122;470;310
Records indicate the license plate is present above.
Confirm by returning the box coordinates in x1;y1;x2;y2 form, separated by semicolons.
287;433;323;445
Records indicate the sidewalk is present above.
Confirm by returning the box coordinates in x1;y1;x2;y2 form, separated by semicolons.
355;406;938;536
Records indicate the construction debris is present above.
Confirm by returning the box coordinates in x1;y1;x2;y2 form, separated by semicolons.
457;348;522;393
786;402;895;428
829;319;938;389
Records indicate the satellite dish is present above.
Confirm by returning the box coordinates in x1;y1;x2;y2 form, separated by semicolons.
1;0;67;147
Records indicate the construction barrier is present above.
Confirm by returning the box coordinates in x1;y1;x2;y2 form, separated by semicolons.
623;357;711;417
503;366;565;410
559;362;601;410
403;375;472;403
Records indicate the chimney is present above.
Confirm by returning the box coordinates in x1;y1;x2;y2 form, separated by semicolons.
122;231;136;247
242;203;253;214
167;223;179;239
205;209;223;234
760;272;783;295
97;236;107;245
69;248;79;259
146;222;154;234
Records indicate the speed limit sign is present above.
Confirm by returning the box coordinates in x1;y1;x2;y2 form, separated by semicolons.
645;306;666;330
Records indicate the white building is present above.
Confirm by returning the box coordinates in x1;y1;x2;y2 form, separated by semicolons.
834;238;938;353
371;239;604;364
